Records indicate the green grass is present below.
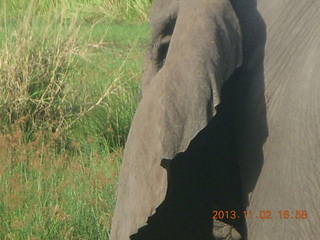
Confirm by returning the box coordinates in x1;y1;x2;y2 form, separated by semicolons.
65;22;150;150
0;0;151;239
0;139;123;239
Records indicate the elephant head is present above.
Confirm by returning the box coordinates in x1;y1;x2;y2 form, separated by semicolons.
110;0;320;239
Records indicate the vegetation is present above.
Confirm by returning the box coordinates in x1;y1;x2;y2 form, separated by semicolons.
0;0;151;239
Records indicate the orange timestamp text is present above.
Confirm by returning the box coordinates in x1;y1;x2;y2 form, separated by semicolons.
212;210;308;220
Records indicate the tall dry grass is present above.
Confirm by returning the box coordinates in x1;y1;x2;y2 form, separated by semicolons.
1;4;80;143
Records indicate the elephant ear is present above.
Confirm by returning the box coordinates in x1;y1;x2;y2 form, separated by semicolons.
110;0;242;239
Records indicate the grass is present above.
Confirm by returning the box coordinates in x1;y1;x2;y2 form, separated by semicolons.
0;0;152;22
0;0;151;239
0;133;122;239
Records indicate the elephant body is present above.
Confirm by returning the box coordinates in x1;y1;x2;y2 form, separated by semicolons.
110;0;320;239
244;1;320;238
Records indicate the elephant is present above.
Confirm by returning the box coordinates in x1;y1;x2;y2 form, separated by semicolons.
110;0;320;239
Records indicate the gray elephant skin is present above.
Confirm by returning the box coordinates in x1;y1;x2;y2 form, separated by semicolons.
110;0;320;239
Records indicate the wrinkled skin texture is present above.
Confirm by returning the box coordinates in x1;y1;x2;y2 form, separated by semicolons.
110;0;320;239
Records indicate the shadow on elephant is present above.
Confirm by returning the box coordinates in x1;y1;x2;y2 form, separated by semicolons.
130;1;268;239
